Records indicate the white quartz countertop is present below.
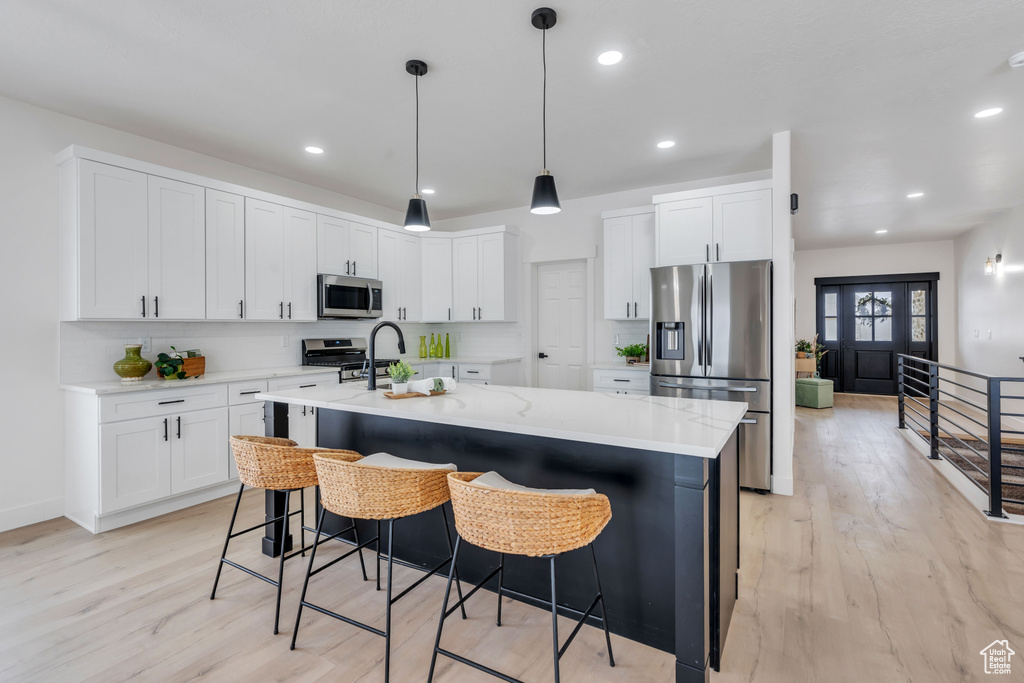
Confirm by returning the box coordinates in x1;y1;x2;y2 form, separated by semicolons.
61;365;341;395
256;383;746;459
407;357;522;365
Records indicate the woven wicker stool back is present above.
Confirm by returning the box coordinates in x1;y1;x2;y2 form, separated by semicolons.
229;435;358;491
313;451;454;520
446;472;612;557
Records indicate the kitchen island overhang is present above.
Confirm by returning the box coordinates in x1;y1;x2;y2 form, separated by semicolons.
256;384;746;683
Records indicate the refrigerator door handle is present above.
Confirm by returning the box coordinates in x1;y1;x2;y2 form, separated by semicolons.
739;418;758;424
706;269;713;372
657;382;758;392
696;272;704;369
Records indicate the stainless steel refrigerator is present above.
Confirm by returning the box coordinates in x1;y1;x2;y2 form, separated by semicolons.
649;261;773;491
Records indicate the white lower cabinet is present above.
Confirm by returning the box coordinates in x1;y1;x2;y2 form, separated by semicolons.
288;404;318;448
592;367;651;395
99;416;171;513
171;408;230;494
228;402;265;479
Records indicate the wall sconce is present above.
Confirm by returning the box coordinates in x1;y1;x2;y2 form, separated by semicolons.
985;253;1002;275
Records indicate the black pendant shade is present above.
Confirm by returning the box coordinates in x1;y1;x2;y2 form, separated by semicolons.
530;171;561;215
404;196;430;232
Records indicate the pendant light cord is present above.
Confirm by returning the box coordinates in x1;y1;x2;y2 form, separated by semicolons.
542;26;547;170
415;73;420;195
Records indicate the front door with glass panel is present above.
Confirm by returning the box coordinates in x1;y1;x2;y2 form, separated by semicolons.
815;275;937;395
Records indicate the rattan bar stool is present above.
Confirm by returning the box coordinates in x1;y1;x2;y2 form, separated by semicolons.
210;435;368;635
291;451;467;682
428;471;615;683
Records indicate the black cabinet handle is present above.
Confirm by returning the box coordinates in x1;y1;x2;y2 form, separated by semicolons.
626;302;629;318
239;390;261;395
279;302;284;319
288;302;292;319
706;244;710;262
634;302;637;318
402;307;406;320
478;307;482;320
353;261;357;276
158;399;185;405
448;307;451;321
716;243;720;261
141;296;146;318
239;300;244;319
300;384;316;388
154;296;159;318
346;260;351;275
466;370;479;374
302;406;306;416
176;416;181;439
613;378;629;382
163;418;168;441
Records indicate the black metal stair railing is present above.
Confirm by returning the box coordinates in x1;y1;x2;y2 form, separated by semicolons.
897;354;1024;518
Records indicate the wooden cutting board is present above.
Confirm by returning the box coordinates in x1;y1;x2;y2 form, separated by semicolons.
383;390;447;399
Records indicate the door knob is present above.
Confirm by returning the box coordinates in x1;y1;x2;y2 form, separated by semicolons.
538;352;548;359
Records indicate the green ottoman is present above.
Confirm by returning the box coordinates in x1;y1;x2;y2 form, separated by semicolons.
795;377;833;409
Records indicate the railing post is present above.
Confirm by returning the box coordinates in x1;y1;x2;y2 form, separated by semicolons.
897;356;906;429
987;378;1006;518
928;363;940;460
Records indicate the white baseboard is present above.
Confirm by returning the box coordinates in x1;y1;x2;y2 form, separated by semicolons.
771;475;793;496
67;481;240;534
0;496;65;533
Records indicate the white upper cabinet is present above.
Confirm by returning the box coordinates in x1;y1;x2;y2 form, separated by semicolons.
449;231;518;322
420;237;453;323
603;209;654;320
205;189;246;320
284;207;317;321
713;189;773;263
148;176;206;320
317;215;378;279
244;199;286;320
654;182;773;266
72;160;150;320
379;230;422;322
451;236;479;322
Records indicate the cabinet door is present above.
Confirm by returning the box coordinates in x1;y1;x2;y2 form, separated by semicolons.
349;222;378;279
171;407;229;494
420;237;453;322
206;189;246;320
378;230;401;319
284;207;317;321
398;234;422;322
713;189;772;263
451;236;479;321
656;197;713;266
603;216;633;320
100;416;171;512
228;402;265;480
631;213;656;319
78;160;149;319
148;176;206;320
317;215;351;275
477;233;506;321
288;404;318;448
245;199;286;320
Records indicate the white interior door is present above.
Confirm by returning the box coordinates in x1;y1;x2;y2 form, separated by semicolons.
535;261;587;391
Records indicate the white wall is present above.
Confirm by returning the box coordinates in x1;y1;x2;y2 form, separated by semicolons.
954;204;1024;377
0;93;406;532
771;131;795;496
794;240;957;364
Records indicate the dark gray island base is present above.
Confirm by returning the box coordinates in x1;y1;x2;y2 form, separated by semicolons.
261;400;739;683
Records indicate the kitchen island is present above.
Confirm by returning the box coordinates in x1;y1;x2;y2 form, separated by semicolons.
256;383;746;683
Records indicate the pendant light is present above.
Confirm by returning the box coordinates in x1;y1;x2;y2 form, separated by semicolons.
530;8;561;215
404;59;431;231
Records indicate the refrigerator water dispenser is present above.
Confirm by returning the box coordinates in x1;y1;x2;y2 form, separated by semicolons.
656;322;685;361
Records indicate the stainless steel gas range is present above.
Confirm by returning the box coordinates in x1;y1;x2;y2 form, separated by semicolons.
301;338;397;384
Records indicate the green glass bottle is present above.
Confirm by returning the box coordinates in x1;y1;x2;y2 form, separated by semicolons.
429;333;436;358
444;333;450;358
419;335;428;359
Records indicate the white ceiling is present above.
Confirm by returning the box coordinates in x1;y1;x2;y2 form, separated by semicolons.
1;0;1022;249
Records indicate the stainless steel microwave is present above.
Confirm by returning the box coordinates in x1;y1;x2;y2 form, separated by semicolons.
317;274;383;319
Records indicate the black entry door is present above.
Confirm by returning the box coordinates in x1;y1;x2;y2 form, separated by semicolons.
815;274;938;396
840;284;906;393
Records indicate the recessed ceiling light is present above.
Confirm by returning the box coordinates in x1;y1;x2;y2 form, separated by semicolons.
421;188;435;195
305;146;324;154
657;140;676;149
975;108;1003;118
597;50;623;66
906;192;924;198
876;229;888;234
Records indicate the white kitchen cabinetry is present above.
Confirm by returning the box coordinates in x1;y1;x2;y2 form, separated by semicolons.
451;232;518;322
603;208;654;320
592;367;651;395
244;199;317;321
147;176;207;320
317;215;378;279
288;404;318;448
206;189;246;320
421;237;454;322
379;230;422;322
654;182;773;266
170;407;230;494
228;381;267;480
99;416;171;512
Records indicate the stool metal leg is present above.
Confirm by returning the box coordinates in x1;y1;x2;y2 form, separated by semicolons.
496;553;505;627
299;487;306;557
590;544;615;667
375;519;381;591
427;535;462;683
273;489;291;635
384;519;395;683
550;556;560;683
210;482;245;600
439;504;468;620
352;519;369;581
291;507;326;651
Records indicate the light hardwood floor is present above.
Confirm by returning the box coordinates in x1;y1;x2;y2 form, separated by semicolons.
3;393;1024;682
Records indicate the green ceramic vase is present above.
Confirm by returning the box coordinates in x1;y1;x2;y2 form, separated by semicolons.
113;344;152;383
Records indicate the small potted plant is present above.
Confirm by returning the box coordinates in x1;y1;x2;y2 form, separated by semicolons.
795;339;814;359
615;342;649;364
387;360;415;394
